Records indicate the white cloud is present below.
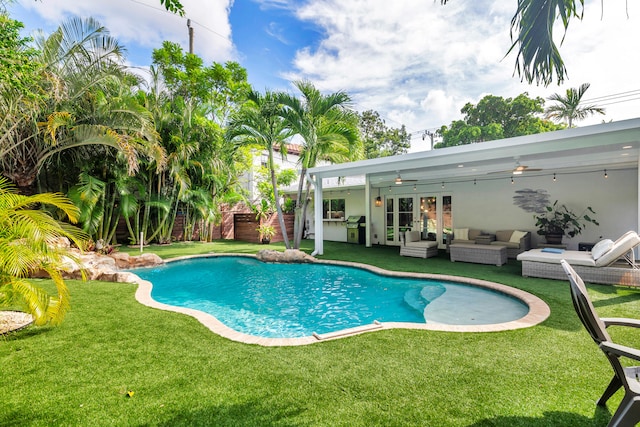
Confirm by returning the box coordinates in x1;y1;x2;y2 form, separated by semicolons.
16;0;235;65
420;90;460;125
280;0;640;147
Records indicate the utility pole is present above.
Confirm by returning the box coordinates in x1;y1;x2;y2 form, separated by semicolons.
187;19;194;54
422;130;438;150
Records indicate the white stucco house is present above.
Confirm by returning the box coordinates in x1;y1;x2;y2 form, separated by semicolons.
239;145;302;204
304;118;640;256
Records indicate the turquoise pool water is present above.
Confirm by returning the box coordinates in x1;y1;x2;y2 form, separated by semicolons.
133;256;529;338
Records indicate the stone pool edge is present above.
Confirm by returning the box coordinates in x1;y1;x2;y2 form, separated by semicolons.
131;253;551;347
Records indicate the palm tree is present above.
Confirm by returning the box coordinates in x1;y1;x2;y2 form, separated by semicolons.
0;17;166;193
442;1;611;86
279;80;361;249
227;89;294;248
545;83;605;127
0;177;87;326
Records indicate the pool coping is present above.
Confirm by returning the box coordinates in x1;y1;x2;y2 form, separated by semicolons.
131;253;551;347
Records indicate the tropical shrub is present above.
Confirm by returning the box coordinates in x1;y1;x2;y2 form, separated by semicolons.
0;178;87;325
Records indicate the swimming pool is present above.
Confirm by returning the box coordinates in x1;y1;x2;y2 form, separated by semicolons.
131;255;550;345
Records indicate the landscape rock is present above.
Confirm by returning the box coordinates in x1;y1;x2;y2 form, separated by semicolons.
109;252;163;269
256;249;315;263
29;249;164;282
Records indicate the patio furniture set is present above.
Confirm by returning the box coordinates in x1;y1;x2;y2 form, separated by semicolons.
399;228;531;266
400;228;640;286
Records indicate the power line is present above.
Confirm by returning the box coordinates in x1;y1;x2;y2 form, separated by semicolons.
597;96;640;108
129;0;232;45
583;89;640;103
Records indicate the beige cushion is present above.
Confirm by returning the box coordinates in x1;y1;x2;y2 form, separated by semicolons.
406;240;438;248
509;230;528;244
591;239;614;261
454;228;469;241
517;249;597;266
406;230;420;243
595;232;640;267
495;230;513;242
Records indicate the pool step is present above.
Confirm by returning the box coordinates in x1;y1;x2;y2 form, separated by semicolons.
404;288;427;313
420;284;446;303
404;285;447;315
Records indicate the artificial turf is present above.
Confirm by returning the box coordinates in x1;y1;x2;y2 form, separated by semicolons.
2;240;639;426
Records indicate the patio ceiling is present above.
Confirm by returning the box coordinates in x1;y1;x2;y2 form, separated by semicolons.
308;118;640;188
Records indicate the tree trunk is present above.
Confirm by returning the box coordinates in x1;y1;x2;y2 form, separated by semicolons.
269;147;290;249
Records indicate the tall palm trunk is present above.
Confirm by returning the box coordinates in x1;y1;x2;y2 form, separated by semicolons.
269;147;291;249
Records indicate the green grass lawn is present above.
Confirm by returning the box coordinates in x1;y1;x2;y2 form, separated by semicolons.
3;241;640;426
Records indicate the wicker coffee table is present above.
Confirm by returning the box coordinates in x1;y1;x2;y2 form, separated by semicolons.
449;243;507;266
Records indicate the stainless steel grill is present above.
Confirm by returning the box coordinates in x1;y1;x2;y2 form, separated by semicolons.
346;215;366;244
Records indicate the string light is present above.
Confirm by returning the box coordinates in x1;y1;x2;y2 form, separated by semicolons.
370;166;627;192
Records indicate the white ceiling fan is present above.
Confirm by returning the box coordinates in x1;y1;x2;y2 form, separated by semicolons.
490;159;543;175
511;160;543;175
394;171;418;184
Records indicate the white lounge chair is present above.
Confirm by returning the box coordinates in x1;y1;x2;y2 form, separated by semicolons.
517;231;640;285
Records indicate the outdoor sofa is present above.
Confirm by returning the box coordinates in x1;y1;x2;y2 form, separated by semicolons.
399;230;439;258
446;228;531;258
517;231;640;286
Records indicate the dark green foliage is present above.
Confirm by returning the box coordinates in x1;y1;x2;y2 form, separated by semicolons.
534;200;599;237
437;93;564;148
358;110;411;158
0;13;42;100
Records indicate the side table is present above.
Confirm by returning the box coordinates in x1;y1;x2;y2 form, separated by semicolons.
579;242;596;251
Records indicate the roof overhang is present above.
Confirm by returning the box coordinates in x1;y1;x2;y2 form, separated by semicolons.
308;118;640;188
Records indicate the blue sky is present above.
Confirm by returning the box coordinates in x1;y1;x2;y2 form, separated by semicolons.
9;0;640;152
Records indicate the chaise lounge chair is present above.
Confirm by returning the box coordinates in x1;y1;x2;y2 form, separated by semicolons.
517;231;640;286
561;260;640;427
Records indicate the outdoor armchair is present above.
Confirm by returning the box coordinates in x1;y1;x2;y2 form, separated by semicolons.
561;259;640;427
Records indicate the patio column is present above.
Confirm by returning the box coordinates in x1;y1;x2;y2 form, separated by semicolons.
637;155;640;256
365;174;372;247
312;175;324;255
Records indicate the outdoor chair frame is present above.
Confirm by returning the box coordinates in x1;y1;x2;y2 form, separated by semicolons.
561;259;640;427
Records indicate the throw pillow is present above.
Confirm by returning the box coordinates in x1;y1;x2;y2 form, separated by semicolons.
509;230;528;243
591;239;614;260
454;228;469;241
406;230;420;242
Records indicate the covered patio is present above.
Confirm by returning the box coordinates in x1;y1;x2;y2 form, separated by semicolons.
306;118;640;255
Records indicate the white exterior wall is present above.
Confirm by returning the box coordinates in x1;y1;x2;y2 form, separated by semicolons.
316;191;367;242
241;148;301;203
447;168;637;250
317;168;638;250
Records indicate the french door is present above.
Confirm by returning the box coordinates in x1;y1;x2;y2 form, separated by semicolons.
385;196;414;245
386;194;452;246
